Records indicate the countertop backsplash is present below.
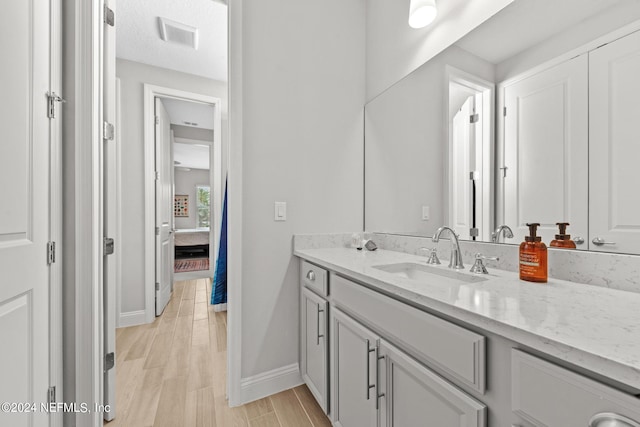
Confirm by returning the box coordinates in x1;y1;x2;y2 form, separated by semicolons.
293;232;640;294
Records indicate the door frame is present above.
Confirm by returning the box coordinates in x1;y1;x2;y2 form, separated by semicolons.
143;84;222;323
444;66;495;242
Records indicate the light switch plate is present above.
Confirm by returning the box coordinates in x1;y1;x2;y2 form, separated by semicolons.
422;206;430;221
274;202;287;221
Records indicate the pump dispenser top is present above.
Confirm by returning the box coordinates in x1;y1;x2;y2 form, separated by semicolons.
519;222;548;282
550;222;576;249
525;223;541;242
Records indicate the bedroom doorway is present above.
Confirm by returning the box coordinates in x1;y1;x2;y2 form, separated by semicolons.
150;90;222;316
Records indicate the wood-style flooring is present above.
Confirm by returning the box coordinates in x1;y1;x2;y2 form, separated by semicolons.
106;278;331;427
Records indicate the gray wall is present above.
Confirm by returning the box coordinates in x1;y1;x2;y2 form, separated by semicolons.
174;168;211;230
116;59;227;314
238;0;366;379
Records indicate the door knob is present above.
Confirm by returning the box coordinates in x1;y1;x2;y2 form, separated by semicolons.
573;236;584;245
592;237;616;246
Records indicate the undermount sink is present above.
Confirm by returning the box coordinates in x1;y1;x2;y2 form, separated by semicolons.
373;262;488;284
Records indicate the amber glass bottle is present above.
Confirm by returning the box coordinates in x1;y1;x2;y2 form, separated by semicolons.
550;222;576;249
519;223;548;283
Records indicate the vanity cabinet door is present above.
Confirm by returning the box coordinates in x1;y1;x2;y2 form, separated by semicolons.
331;308;379;427
378;340;486;427
502;54;588;246
589;29;640;255
301;287;329;413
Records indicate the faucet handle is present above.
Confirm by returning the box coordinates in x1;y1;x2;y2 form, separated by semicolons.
469;253;499;274
420;247;441;265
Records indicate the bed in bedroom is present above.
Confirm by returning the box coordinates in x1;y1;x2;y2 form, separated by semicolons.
174;229;210;259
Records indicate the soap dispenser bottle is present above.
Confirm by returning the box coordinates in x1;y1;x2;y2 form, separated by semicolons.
519;223;547;283
550;222;576;249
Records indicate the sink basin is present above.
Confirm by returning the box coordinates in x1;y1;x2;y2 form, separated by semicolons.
373;262;487;284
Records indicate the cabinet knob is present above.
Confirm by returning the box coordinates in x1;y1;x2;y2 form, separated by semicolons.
573;236;585;245
306;270;316;281
589;412;640;427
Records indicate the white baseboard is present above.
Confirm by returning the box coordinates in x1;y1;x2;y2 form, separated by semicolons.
118;309;147;328
213;303;227;312
239;363;303;404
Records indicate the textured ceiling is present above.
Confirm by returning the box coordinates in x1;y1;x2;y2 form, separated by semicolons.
117;0;227;82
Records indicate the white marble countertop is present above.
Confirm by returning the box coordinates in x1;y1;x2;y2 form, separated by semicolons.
294;247;640;390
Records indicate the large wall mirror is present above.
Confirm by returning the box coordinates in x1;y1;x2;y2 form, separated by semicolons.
365;0;640;254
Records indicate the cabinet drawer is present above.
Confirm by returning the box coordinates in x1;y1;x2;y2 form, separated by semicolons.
512;349;640;426
331;274;486;393
300;260;328;296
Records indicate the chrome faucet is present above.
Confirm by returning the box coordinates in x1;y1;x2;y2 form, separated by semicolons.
491;224;514;243
432;226;464;269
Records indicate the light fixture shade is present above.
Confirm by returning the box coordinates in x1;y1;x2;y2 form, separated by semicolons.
409;0;438;29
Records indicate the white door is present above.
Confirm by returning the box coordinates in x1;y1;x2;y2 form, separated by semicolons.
589;30;640;254
378;340;486;427
103;0;117;420
331;308;379;427
155;98;173;315
451;95;477;240
0;0;51;426
503;54;588;246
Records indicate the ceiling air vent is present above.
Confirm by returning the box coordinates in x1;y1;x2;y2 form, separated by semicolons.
158;17;199;50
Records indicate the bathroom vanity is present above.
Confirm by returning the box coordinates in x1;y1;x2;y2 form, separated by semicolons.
296;246;640;426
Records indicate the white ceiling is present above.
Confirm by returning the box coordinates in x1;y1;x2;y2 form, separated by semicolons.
174;142;210;170
455;0;626;64
162;97;216;130
116;0;228;82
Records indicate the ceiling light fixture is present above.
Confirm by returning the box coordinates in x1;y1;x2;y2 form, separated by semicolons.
409;0;438;29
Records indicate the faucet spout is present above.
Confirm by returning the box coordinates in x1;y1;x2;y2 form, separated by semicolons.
432;226;464;269
492;225;514;243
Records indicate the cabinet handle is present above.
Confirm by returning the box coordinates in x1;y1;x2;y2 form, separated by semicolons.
592;237;616;246
375;344;385;410
306;270;316;281
589;412;640;427
365;340;375;400
316;304;324;345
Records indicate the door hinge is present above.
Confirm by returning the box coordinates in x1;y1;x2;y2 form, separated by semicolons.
469;227;479;237
155;226;160;236
155;282;160;291
47;242;56;265
104;352;115;372
154;171;160;180
103;237;115;256
103;121;115;141
155;115;159;125
499;166;508;178
104;4;115;27
503;106;507;117
48;386;56;405
469;113;479;124
47;92;66;119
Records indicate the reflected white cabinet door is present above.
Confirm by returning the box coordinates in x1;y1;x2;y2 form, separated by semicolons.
301;288;329;413
0;0;51;426
589;30;640;255
379;340;486;427
503;55;588;246
331;308;379;427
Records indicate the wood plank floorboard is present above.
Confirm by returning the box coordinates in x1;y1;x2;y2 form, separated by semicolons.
106;278;330;426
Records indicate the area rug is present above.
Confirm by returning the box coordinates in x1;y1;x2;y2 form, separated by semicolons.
174;258;209;273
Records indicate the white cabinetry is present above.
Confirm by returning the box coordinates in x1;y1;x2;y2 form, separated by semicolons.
589;30;640;255
379;340;486;427
331;308;380;427
301;287;329;412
